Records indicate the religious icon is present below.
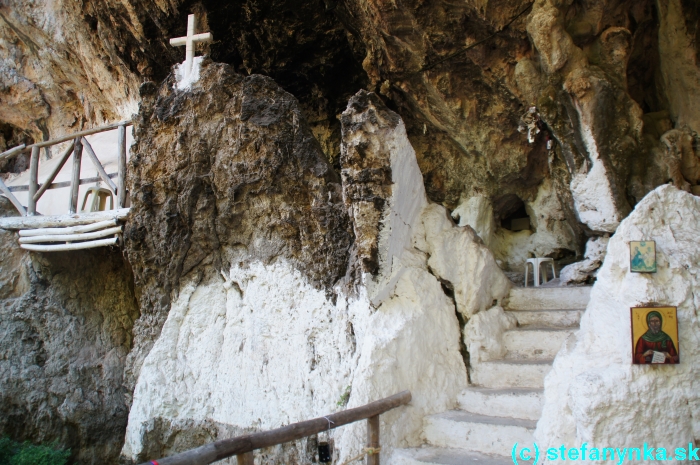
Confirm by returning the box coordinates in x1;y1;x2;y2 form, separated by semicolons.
631;306;679;364
630;240;656;273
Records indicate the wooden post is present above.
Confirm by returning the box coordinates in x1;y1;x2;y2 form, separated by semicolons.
117;124;127;208
69;137;83;214
34;141;74;203
367;415;380;465
236;452;254;465
27;146;40;216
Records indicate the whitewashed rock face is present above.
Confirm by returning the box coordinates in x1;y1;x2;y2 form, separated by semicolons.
560;236;610;285
174;57;204;90
122;260;363;460
463;306;517;363
451;196;494;246
123;92;509;463
568;117;623;233
418;204;511;319
536;185;700;462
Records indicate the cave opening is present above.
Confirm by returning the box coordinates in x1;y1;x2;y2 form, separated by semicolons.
493;194;531;232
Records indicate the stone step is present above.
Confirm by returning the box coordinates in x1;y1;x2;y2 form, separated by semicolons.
470;359;552;389
504;326;575;361
505;287;591;311
392;447;513;465
457;387;543;421
506;308;583;327
424;410;536;456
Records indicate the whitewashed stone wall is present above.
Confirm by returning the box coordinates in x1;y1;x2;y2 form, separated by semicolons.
536;185;700;462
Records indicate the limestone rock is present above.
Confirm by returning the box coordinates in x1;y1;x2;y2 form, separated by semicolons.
657;0;700;134
451;196;494;247
0;200;139;464
463;306;517;363
559;236;610;286
536;185;700;460
123;83;508;464
123;63;352;400
419;203;511;319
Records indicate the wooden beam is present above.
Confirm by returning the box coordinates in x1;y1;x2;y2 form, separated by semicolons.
33;141;75;202
0;177;27;216
20;236;118;252
117;124;127;208
19;226;122;244
366;415;380;465
69;137;83;214
11;173;117;192
81;137;118;193
19;219;117;237
136;391;411;465
0;144;26;161
17;120;132;153
0;208;129;230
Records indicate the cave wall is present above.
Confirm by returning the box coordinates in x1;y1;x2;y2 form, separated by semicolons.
0;198;139;464
1;0;700;461
119;64;509;463
2;0;700;265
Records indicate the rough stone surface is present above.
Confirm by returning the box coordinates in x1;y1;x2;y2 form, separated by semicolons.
0;0;141;144
559;235;610;286
4;0;700;266
451;196;494;247
0;199;139;464
536;185;700;460
122;83;510;464
463;306;517;363
122;62;352;402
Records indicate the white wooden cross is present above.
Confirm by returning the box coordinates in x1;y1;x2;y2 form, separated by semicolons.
169;14;213;78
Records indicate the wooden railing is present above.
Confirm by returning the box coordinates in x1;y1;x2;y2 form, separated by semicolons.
0;120;132;217
137;390;412;465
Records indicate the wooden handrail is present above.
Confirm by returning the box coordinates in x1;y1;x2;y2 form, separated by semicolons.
8;172;117;192
137;390;412;465
0;120;132;161
0;144;26;161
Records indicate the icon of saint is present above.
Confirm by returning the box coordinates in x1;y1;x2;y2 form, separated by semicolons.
634;311;678;364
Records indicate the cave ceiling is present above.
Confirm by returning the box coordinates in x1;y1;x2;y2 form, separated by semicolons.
1;0;699;234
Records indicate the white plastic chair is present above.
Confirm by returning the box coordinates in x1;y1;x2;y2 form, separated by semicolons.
524;258;556;287
81;186;114;213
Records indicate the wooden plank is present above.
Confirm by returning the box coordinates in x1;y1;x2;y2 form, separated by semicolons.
0;208;130;230
117;124;127;208
366;415;380;465
69;137;83;214
33;141;75;202
236;452;254;465
136;391;411;465
20;236;118;252
0;177;27;216
0;144;26;161
19;219;117;237
19;226;122;244
17;120;132;153
81;137;118;193
10;173;117;192
27;146;39;215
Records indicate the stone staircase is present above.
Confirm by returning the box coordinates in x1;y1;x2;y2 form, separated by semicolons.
394;286;591;464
